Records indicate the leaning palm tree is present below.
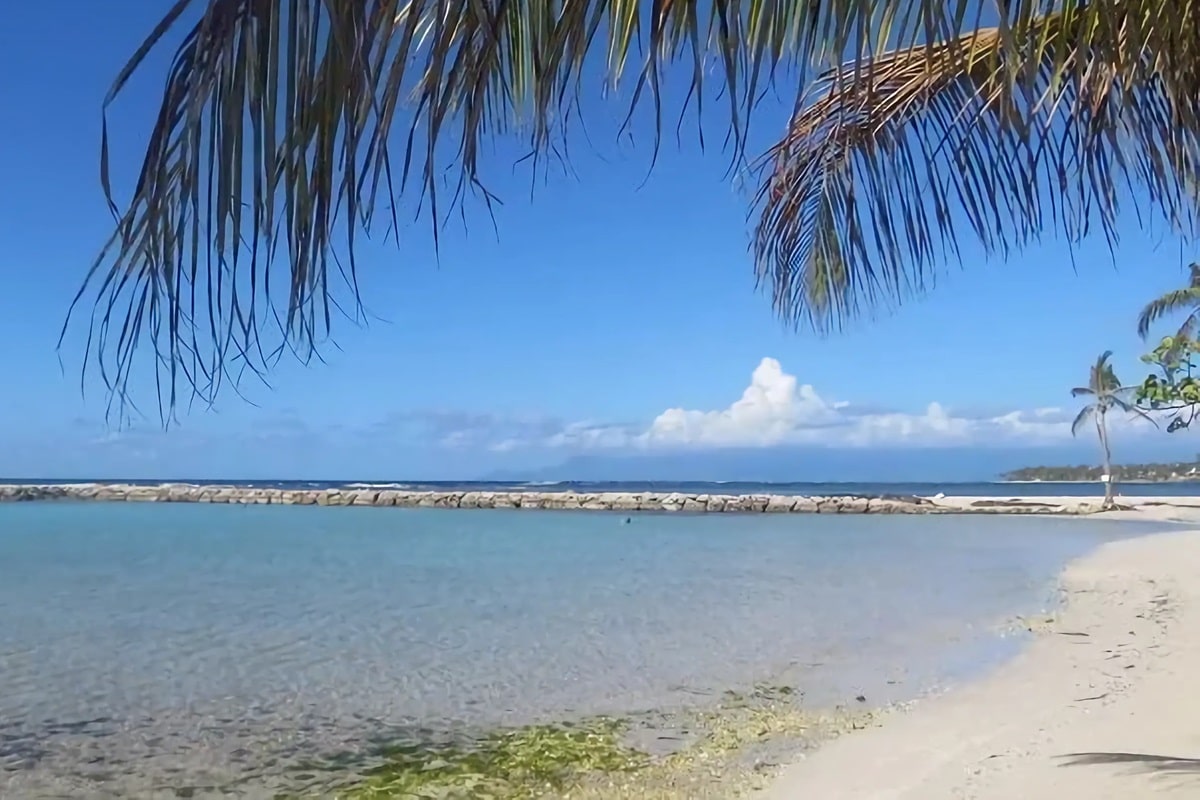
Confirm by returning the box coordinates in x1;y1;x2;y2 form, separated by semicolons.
1071;352;1151;510
1137;263;1200;343
75;1;1200;415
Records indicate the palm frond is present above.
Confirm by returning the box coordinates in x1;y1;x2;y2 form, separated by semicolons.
1090;350;1122;394
754;1;1200;334
1070;386;1094;397
1111;395;1161;427
1071;405;1095;437
1137;288;1200;339
69;0;989;417
68;0;1200;415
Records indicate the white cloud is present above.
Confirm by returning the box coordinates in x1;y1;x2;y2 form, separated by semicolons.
642;358;841;447
472;357;1157;452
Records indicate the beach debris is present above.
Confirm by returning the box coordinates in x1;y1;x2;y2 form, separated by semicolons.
1073;693;1110;702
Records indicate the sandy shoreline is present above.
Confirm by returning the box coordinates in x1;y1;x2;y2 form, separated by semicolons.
760;503;1200;799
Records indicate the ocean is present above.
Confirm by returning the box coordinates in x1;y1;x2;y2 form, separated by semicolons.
0;495;1174;797
5;477;1200;496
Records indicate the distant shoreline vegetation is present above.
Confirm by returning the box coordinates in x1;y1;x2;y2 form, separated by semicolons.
1003;461;1200;483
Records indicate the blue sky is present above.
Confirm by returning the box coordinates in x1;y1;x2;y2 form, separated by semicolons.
1;3;1198;480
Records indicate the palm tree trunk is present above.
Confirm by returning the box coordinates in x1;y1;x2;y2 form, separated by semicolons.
1096;410;1115;508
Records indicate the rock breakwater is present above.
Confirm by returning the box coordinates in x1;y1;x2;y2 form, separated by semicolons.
0;484;1097;514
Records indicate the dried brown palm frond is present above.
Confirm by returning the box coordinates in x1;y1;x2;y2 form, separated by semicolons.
754;0;1200;334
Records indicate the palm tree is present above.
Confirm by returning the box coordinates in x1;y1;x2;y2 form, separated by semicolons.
1071;352;1150;510
1137;263;1200;343
75;1;1200;414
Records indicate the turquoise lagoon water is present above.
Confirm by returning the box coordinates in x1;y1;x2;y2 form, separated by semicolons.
0;502;1164;797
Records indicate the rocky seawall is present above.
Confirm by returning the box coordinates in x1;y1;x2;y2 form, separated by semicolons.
0;484;1098;514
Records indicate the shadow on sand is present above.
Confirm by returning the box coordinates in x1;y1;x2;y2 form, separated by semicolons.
1059;751;1200;778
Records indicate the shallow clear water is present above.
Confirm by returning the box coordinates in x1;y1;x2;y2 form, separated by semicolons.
0;503;1163;797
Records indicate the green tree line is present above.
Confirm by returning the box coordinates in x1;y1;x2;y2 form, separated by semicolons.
1060;263;1200;508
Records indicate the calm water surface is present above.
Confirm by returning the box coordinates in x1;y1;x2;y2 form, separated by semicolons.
0;503;1165;797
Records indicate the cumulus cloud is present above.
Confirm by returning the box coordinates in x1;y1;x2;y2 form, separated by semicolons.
643;358;843;447
465;357;1155;453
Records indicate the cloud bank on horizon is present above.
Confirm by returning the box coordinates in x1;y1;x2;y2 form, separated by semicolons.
30;356;1177;481
487;357;1151;453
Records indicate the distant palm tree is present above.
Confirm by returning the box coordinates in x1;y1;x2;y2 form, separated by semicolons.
1071;352;1152;509
74;1;1200;414
1137;263;1200;343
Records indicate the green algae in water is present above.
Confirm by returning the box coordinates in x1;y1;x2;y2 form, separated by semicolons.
333;718;647;799
316;686;878;800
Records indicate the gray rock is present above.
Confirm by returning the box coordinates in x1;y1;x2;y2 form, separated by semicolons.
610;493;640;511
839;497;869;513
0;483;1087;517
746;495;770;512
705;496;727;512
764;496;795;513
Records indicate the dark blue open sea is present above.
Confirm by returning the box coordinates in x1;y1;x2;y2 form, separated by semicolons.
5;477;1200;496
0;489;1177;797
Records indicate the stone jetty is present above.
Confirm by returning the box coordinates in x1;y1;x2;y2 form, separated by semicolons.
0;483;1099;514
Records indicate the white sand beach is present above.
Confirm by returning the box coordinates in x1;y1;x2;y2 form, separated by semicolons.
761;500;1200;799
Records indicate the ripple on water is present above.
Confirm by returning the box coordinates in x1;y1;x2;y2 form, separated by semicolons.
0;503;1160;797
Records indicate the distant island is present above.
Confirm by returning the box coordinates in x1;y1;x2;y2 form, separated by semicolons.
1004;460;1200;483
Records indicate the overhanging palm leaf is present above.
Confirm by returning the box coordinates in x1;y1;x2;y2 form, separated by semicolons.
71;0;1200;415
74;0;978;416
1136;263;1200;340
755;1;1200;333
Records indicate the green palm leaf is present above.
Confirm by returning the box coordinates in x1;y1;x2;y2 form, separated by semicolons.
755;2;1200;334
1070;405;1094;437
1111;396;1159;427
70;0;1200;413
1071;349;1154;508
1136;288;1200;340
1090;351;1119;393
74;0;977;413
